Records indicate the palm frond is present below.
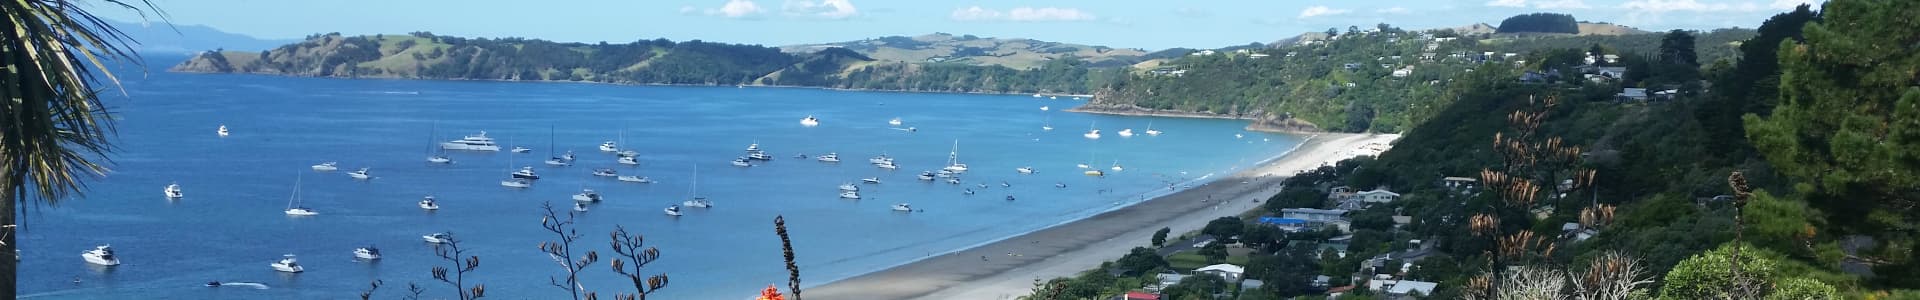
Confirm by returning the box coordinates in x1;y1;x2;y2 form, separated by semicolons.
0;0;161;210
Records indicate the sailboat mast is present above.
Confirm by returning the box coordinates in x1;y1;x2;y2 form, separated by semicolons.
288;173;303;209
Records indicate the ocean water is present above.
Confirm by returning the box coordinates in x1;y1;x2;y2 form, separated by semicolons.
17;57;1302;299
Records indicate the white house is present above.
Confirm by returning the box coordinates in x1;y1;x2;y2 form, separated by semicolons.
1442;176;1477;189
1391;68;1413;78
1282;208;1350;222
1195;264;1245;281
1368;279;1439;299
1355;188;1401;203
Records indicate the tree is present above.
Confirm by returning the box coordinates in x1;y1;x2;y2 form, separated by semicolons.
1152;227;1171;247
1742;0;1920;283
1495;13;1579;34
1115;247;1167;275
537;203;597;300
609;225;670;300
1653;30;1700;83
1203;217;1246;240
0;1;157;297
1658;243;1837;300
1200;242;1229;263
430;233;485;300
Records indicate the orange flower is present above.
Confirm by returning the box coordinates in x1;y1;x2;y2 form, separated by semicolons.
757;285;785;300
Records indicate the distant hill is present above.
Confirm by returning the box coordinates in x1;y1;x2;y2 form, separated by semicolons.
780;33;1151;69
105;19;294;54
1575;22;1648;36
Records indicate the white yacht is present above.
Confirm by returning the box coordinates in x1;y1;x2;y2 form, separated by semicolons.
216;125;230;137
617;155;640;165
682;199;713;208
573;202;590;212
164;183;184;199
422;232;453;244
943;140;969;173
1118;129;1135;137
839;191;861;199
311;162;339;171
501;178;532;188
81;245;120;266
598;141;619;152
816;153;840;162
572;189;602;202
917;171;936;181
868;154;893;164
747;151;774;161
511;167;540;180
875;161;898;170
617;175;653;183
270;254;304;273
800;115;820;127
1235;133;1245;139
731;157;753;167
561;151;576;161
348;168;372;180
418;196;440;210
1017;166;1035;174
592;168;618;177
861;177;882;184
511;146;533;153
891;203;913;212
888;117;903;126
285;174;318;216
663;205;683;216
354;246;381;260
1040;106;1050;111
838;182;860;191
441;131;502;151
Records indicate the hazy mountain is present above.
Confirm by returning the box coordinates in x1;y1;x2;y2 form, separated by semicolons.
104;19;294;54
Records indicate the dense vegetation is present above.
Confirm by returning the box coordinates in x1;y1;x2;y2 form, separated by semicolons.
170;32;1104;94
1495;13;1580;34
1027;1;1920;298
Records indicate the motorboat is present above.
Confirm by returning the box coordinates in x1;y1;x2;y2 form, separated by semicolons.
441;131;502;151
617;155;640;165
217;125;230;137
1040;106;1050;111
573;202;590;212
81;245;120;266
839;191;861;199
942;140;968;173
1110;161;1125;172
561;151;576;161
1016;166;1035;174
164;183;184;199
418;196;440;210
599;141;619;152
1084;169;1106;176
1235;133;1245;139
1084;129;1102;139
618;150;640;157
875;161;898;170
800;115;820;127
868;155;893;164
963;189;976;195
354;246;381;260
617;175;653;183
347;168;372;180
663;205;682;216
936;170;954;178
572;189;602;202
888;117;902;126
1032;93;1043;98
1055;183;1068;188
977;183;990;189
946;178;962;185
731;157;753;167
1042;125;1054;131
861;177;882;184
745;143;761;152
511;146;533;153
917;171;936;181
682;199;713;208
1001;181;1011;187
311;162;339;171
428;155;453;164
592;168;618;177
795;153;809;159
285;174;318;216
270;254;304;273
500;178;532;188
816;153;840;162
1118;129;1135;137
512;167;540;180
891;203;912;212
422;232;453;244
1077;163;1092;169
838;182;860;191
747;151;774;161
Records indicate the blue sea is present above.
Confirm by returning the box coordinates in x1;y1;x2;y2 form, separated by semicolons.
18;56;1302;299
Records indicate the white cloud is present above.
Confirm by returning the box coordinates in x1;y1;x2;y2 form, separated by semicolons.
1297;6;1350;18
1534;0;1591;9
1486;0;1527;7
783;0;858;19
1769;0;1821;10
1377;7;1412;14
701;0;764;18
950;6;1096;22
1621;0;1762;12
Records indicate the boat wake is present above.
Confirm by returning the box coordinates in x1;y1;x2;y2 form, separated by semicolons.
215;282;270;289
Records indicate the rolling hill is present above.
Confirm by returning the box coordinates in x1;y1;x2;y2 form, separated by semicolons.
780;33;1151;70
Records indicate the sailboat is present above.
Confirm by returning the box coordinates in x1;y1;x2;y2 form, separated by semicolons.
427;122;454;164
501;136;533;188
1110;160;1125;172
1082;147;1105;177
942;140;968;172
1083;121;1102;139
1118;129;1135;137
681;166;709;210
888;117;902;126
285;173;318;216
1144;121;1163;136
545;126;570;166
1041;114;1054;131
800;115;820;127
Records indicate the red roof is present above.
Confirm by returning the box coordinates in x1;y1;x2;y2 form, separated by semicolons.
1327;285;1357;294
1125;291;1161;300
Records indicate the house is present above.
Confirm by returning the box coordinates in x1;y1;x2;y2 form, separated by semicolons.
1368;279;1440;299
1328;186;1354;200
1441;176;1478;189
1618;88;1649;101
1327;285;1357;298
1256;217;1312;232
1318;242;1350;258
1597;67;1629;79
1420;52;1437;61
1195;264;1245;281
1154;273;1188;290
1603;54;1620;64
1190;50;1217;56
1118;291;1161;300
1520;70;1559;83
1355;188;1401;203
1343;63;1363;70
1282;208;1350;222
1241;279;1265;291
1313;275;1333;287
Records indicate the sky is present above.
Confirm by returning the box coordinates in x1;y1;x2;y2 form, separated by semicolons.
96;0;1824;50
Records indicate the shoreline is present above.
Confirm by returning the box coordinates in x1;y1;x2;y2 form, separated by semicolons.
805;133;1398;299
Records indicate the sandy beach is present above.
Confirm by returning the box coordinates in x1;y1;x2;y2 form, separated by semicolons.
805;133;1399;300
